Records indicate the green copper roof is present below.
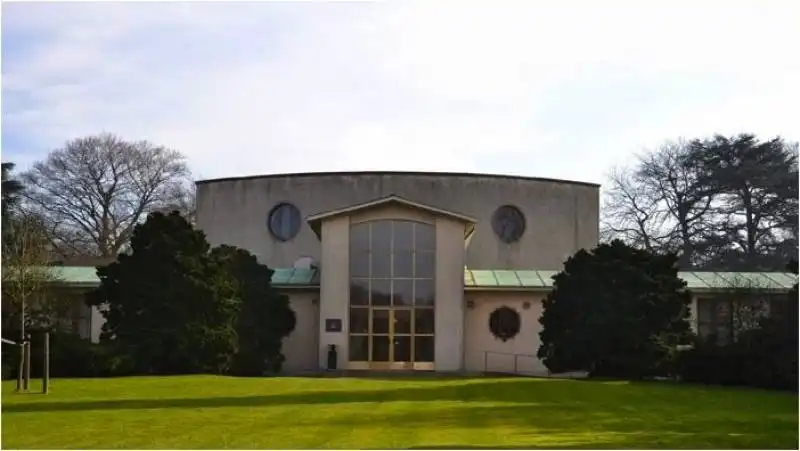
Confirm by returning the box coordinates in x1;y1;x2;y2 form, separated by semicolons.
269;267;319;286
464;269;798;290
22;266;320;287
10;266;798;291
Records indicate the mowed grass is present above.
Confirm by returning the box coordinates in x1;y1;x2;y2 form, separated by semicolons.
1;375;797;449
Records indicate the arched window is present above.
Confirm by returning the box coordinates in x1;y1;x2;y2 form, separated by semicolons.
347;220;436;369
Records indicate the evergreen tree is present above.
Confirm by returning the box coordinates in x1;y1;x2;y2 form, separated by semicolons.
538;240;693;378
87;211;239;374
211;245;296;376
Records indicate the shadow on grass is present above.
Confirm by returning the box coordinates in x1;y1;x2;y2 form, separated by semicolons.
348;403;798;449
3;378;797;449
2;378;794;415
0;379;643;413
406;446;534;450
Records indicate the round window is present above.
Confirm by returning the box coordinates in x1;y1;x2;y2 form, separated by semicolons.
491;205;526;243
488;306;521;342
268;203;301;241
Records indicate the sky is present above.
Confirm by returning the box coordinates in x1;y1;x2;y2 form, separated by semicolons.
1;0;798;185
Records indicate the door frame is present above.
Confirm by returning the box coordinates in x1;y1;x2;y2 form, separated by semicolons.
348;307;435;371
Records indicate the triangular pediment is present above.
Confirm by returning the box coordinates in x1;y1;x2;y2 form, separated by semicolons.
306;194;477;239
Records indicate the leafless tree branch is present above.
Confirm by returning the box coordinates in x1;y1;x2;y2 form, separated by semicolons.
20;133;194;258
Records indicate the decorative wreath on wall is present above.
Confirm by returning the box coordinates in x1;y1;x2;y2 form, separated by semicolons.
488;306;521;342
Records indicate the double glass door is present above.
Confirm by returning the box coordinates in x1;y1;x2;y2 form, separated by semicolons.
371;308;412;366
348;306;435;370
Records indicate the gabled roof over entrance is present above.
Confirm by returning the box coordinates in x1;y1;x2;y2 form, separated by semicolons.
306;194;477;239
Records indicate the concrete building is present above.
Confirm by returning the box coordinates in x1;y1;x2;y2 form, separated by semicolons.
52;171;797;375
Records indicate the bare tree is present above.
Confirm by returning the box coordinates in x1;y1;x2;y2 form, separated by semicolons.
1;212;62;336
602;140;720;268
21;133;193;258
156;182;197;225
601;166;672;252
636;139;718;267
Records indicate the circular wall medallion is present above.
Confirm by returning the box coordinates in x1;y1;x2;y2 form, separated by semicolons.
488;306;521;342
491;205;526;243
268;203;301;241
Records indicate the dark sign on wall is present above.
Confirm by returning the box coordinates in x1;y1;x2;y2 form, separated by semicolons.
325;318;342;332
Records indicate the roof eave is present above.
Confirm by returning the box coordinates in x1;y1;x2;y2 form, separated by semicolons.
273;284;321;290
307;194;478;241
465;286;551;292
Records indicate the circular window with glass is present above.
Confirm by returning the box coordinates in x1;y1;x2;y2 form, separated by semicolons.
268;203;302;241
491;205;526;244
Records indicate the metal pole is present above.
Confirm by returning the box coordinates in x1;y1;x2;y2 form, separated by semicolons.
23;334;31;391
42;332;50;394
514;355;518;374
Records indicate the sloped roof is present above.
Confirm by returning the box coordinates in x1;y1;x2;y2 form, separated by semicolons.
18;266;319;288
306;194;477;239
464;269;798;291
11;266;797;292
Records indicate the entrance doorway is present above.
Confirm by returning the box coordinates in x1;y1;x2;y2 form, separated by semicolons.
347;219;437;371
348;306;435;370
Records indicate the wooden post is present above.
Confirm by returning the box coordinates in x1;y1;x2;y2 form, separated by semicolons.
16;342;24;392
23;334;31;391
42;332;50;394
19;294;26;392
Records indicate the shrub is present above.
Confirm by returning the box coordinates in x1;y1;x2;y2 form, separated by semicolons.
1;330;135;379
678;325;798;392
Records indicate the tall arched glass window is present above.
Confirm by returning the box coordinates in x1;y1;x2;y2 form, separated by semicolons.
348;220;435;370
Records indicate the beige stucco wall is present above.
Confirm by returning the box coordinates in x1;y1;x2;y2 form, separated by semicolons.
464;291;548;375
462;292;709;376
281;291;319;373
195;172;599;271
318;215;350;369
90;306;103;343
434;216;467;371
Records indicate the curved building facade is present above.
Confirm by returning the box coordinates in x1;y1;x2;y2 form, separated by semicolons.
53;171;794;377
196;171;601;270
193;171;601;374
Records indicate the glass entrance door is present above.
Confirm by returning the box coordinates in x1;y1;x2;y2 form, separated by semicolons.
370;308;412;370
349;307;434;371
347;220;437;371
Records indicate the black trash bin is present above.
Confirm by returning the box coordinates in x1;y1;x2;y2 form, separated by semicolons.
327;344;338;371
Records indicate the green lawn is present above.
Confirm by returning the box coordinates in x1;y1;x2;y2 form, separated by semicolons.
1;375;797;449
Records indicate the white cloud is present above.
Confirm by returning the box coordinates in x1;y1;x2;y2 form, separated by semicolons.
2;0;798;185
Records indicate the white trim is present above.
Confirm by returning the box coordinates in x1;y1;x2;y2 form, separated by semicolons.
307;195;478;226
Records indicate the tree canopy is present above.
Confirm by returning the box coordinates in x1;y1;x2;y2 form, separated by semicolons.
602;134;798;271
21;133;194;259
212;245;296;376
538;240;693;378
87;211;238;375
1;165;64;335
87;211;296;376
2;162;24;227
